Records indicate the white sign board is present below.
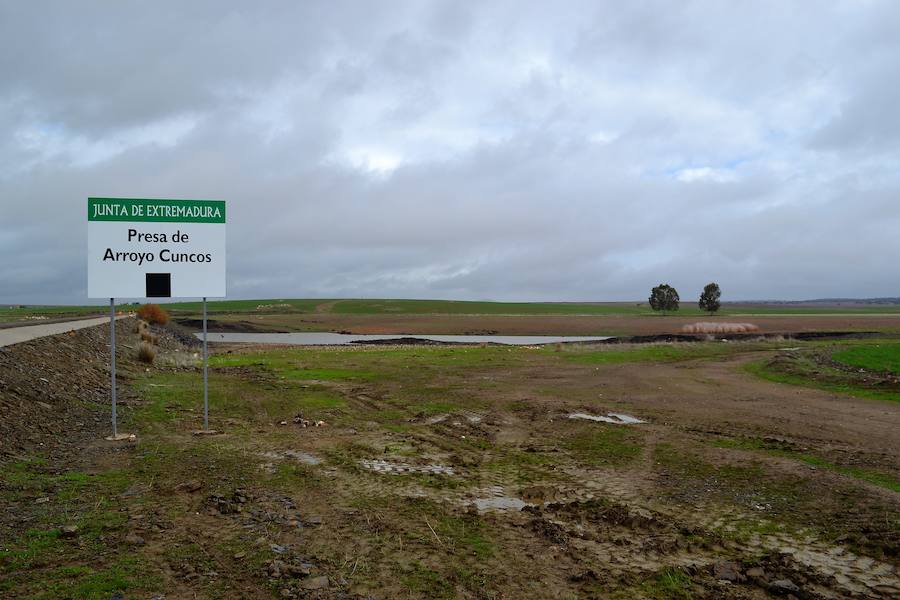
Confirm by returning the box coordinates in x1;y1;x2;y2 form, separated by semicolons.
88;197;226;298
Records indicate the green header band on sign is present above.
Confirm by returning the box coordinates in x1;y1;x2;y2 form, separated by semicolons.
88;198;226;223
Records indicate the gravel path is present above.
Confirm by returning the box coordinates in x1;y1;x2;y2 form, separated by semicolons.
0;316;125;348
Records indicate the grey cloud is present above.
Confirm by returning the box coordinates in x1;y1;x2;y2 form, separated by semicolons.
2;1;900;304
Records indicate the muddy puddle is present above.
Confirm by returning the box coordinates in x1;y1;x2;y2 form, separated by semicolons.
257;450;322;465
360;459;455;475
465;485;579;512
473;496;532;511
425;411;483;425
568;412;646;424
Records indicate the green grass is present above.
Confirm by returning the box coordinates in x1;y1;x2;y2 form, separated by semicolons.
0;459;154;599
399;562;455;599
330;299;900;316
281;367;376;381
563;423;642;466
10;557;153;600
833;343;900;374
745;358;900;404
712;437;900;492
5;298;900;323
133;370;345;426
559;342;744;365
643;568;693;600
163;298;327;314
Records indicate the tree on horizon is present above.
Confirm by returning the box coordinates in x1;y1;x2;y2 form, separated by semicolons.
649;284;680;314
699;282;722;314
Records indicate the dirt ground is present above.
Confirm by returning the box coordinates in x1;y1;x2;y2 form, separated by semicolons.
187;312;900;337
1;321;899;599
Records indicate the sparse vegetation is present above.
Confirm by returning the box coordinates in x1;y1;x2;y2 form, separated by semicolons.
136;341;157;363
5;319;900;598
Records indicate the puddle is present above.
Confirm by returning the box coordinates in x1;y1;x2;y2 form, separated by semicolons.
258;450;322;465
360;459;454;475
461;411;483;424
473;496;531;511
425;411;483;425
468;485;535;512
568;412;646;425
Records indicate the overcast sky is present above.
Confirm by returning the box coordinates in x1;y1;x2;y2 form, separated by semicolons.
2;1;899;304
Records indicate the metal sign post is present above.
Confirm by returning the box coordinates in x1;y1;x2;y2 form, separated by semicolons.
110;297;117;438
88;197;226;439
105;298;130;441
203;297;209;430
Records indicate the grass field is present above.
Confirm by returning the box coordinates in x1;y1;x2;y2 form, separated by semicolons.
833;343;900;374
5;298;900;325
3;325;900;598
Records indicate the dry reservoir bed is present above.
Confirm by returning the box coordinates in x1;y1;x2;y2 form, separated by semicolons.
1;321;899;599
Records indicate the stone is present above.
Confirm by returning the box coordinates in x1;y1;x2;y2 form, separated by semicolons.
713;561;743;582
769;579;800;595
268;559;287;578
124;533;146;546
59;525;78;538
177;480;203;493
301;576;329;590
746;567;766;581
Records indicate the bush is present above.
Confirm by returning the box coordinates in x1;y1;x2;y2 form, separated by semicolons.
134;320;149;334
137;342;157;364
137;304;169;325
139;330;159;344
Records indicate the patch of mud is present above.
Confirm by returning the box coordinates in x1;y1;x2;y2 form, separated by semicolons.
359;459;455;475
258;450;322;465
425;411;485;425
466;485;534;512
761;535;900;598
695;511;900;598
568;412;646;425
474;496;532;511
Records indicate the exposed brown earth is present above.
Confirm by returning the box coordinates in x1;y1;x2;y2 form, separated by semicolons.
186;313;900;337
1;322;899;599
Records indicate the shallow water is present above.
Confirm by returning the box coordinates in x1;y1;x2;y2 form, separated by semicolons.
198;332;612;346
569;412;646;425
359;459;455;475
473;496;532;511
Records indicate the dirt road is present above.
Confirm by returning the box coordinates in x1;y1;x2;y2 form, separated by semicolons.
0;315;124;348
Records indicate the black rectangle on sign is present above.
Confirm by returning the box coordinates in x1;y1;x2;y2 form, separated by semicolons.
146;273;172;298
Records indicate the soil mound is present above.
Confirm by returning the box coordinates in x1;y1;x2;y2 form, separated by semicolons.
0;318;188;463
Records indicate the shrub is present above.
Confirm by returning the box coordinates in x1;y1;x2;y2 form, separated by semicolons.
137;342;157;364
139;330;159;344
133;320;149;334
137;304;169;325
